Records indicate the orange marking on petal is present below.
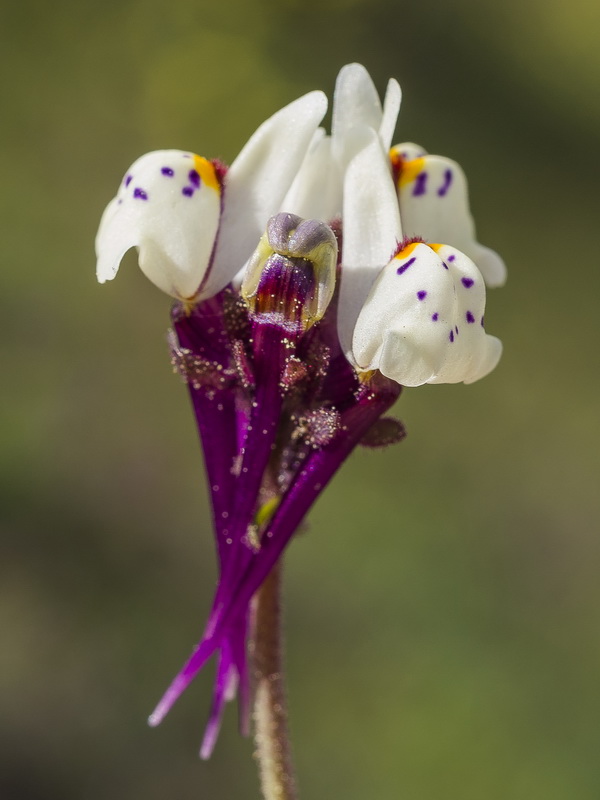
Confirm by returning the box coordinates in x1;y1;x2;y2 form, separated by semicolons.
397;156;426;188
193;155;220;193
389;146;403;170
394;241;420;259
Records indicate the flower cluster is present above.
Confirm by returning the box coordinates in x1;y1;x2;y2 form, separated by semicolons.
96;64;504;756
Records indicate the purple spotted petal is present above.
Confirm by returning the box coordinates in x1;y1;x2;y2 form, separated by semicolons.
397;256;416;275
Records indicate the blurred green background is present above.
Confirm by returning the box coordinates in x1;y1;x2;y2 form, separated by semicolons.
2;0;599;797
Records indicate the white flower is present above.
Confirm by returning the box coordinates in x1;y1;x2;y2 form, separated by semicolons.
352;241;502;385
390;144;507;288
95;150;222;299
95;91;327;300
311;65;505;385
96;64;504;386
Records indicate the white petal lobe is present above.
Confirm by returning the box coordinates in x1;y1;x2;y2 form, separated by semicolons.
396;153;506;287
337;128;402;361
204;90;328;300
332;64;383;164
95;150;222;299
352;243;502;386
281;129;342;222
379;79;402;152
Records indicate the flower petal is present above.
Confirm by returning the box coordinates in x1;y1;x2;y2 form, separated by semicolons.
390;141;428;163
353;243;452;385
428;244;502;384
281;129;342;221
337;128;402;361
379;78;402;151
332;63;383;165
95;150;222;299
282;68;401;225
395;153;507;287
352;242;502;386
202;90;328;299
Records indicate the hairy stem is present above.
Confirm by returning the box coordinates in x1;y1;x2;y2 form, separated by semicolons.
252;561;298;800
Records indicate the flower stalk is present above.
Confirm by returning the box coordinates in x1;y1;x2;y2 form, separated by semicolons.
252;561;297;800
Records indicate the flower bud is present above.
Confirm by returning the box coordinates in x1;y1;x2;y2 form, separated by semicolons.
241;213;337;333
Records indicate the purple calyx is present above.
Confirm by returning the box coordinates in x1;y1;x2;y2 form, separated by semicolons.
151;270;403;755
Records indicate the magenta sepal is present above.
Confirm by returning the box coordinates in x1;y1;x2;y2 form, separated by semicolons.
222;320;287;550
199;610;250;759
173;293;254;740
148;372;401;728
199;643;236;760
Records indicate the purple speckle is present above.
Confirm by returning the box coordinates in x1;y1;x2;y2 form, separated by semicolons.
413;171;428;196
481;316;485;327
161;166;175;177
447;254;456;262
417;290;427;301
449;330;455;343
124;174;132;187
432;312;439;321
461;277;474;288
133;187;148;200
437;168;453;197
455;325;459;335
442;261;449;270
397;256;417;275
182;186;195;197
188;169;200;188
466;310;475;324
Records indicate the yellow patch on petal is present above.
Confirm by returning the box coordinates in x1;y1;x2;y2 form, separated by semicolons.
357;369;377;384
394;241;420;259
397;156;426;188
193;155;220;193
